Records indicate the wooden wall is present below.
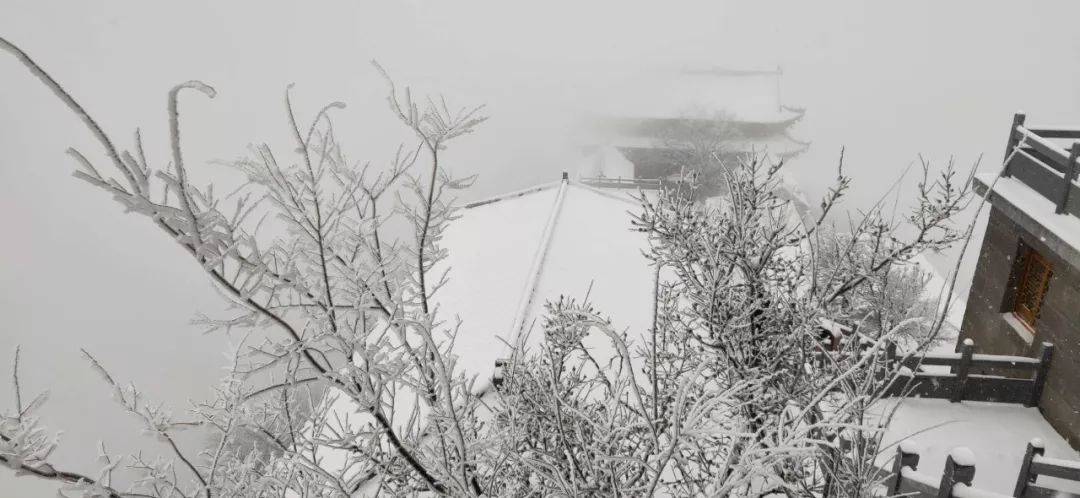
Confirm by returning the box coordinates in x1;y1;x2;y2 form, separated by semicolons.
959;206;1080;448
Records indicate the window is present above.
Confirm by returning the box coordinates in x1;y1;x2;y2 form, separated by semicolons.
1013;246;1053;330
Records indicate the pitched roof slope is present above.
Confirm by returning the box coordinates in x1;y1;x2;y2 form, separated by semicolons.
435;179;655;389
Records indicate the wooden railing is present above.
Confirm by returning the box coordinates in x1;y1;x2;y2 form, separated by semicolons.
999;113;1080;215
810;335;1055;406
1014;439;1080;497
887;439;1080;497
885;339;1054;406
886;443;974;498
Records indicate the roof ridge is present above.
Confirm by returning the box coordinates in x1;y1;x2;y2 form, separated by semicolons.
499;179;570;357
462;181;562;209
569;180;649;207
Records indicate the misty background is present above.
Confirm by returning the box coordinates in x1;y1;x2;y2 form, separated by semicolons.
2;1;1080;495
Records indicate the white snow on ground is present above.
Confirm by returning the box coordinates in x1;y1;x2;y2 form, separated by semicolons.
880;398;1080;494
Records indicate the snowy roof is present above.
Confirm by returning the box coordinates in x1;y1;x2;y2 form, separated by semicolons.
438;175;974;397
316;181;660;493
910;252;966;333
441;177;961;386
321;177;983;494
436;179;656;391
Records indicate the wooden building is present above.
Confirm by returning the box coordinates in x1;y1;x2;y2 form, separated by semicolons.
575;65;812;222
577;66;810;193
959;113;1080;448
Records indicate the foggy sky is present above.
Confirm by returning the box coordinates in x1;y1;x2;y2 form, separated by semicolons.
2;1;1080;495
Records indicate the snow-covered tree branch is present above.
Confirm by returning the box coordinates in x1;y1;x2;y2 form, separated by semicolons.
2;34;972;498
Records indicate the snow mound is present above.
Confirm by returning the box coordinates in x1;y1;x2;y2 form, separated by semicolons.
899;439;923;455
950;446;976;467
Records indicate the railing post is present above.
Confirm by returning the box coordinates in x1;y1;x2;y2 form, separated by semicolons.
1013;438;1045;497
1056;143;1080;214
890;440;921;494
1027;342;1054;407
938;448;976;498
951;339;974;403
1003;112;1027;178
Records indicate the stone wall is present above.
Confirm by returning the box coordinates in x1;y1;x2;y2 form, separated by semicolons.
959;206;1080;448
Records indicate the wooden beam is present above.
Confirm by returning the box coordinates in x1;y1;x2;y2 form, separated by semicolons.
1026;126;1080;139
1003;113;1027;177
1057;143;1080;214
951;339;974;403
1028;342;1055;407
1014;439;1046;497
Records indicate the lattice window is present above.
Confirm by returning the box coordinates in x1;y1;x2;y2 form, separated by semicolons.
1014;247;1053;330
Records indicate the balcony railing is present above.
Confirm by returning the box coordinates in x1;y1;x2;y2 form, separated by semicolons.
1001;113;1080;215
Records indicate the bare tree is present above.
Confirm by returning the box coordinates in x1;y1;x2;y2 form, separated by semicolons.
649;111;738;198
1;34;971;498
477;153;972;496
1;35;487;497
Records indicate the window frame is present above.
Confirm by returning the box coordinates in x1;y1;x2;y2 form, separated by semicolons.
1011;245;1053;331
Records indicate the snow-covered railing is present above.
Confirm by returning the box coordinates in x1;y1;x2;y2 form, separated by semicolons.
998;113;1080;215
810;334;1055;406
887;443;977;497
1014;438;1080;497
578;176;665;190
886;339;1054;406
887;439;1080;497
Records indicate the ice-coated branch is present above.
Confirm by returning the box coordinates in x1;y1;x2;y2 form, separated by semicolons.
0;35;140;193
167;80;217;257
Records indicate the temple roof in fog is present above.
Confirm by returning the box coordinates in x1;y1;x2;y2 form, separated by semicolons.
577;66;810;180
608;132;811;158
585;66;803;124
